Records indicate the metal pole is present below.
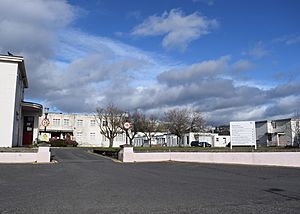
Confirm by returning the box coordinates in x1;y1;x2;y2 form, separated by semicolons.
44;113;48;132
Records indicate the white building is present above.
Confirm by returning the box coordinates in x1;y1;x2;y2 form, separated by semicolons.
0;54;42;147
256;118;300;147
39;113;127;147
133;132;230;147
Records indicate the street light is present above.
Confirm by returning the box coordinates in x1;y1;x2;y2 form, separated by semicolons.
123;112;130;145
44;107;49;132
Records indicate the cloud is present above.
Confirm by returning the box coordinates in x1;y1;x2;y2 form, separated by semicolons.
192;0;215;6
243;41;269;59
157;56;229;85
0;0;76;58
273;34;300;45
131;9;218;51
1;0;299;125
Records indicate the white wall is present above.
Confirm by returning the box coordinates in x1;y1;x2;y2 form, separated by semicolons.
0;61;18;147
40;113;126;147
120;148;300;168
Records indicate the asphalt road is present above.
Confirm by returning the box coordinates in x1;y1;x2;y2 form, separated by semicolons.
0;148;300;214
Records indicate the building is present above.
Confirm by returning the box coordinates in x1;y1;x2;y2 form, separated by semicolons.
0;54;43;147
133;132;230;147
39;113;127;147
256;118;300;147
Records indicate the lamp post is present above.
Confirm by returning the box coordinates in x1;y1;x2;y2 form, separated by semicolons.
123;112;130;145
43;107;49;132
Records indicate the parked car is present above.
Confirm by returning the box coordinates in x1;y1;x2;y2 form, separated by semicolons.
191;141;212;147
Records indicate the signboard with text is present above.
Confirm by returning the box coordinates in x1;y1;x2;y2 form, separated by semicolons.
230;121;256;149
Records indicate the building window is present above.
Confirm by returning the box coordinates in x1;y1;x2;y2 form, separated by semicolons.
77;120;83;127
53;119;60;126
77;131;82;140
90;132;95;140
216;138;219;142
116;133;124;141
271;121;276;129
90;120;96;127
268;133;272;141
63;119;69;126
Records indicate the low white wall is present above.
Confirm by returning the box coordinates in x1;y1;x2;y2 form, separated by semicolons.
120;149;300;168
0;146;51;163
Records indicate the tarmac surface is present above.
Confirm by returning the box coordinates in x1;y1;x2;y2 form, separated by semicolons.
0;148;300;214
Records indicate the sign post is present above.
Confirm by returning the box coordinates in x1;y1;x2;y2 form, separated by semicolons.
230;121;256;149
123;122;131;145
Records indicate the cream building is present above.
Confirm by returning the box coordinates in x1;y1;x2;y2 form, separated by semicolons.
39;113;127;147
0;54;42;147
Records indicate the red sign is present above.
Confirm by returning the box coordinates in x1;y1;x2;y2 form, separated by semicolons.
123;122;131;129
41;118;50;127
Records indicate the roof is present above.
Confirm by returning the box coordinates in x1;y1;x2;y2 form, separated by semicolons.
22;101;43;116
0;54;28;88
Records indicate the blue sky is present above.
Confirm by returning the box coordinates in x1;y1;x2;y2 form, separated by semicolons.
0;0;300;124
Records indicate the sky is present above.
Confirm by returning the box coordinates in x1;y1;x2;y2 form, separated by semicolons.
0;0;300;125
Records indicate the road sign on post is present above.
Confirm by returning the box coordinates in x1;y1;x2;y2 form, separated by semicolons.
41;118;50;127
123;122;131;130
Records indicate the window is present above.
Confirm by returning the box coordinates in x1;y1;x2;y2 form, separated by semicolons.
90;132;95;140
53;119;60;126
77;131;82;140
90;120;96;127
271;121;276;129
116;133;124;141
268;133;272;141
216;138;219;142
77;120;83;127
63;119;69;126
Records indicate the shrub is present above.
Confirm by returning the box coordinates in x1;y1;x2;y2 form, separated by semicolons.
49;138;78;147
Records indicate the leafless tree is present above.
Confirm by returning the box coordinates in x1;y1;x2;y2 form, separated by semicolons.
122;110;145;146
95;103;125;148
164;108;206;146
140;114;163;147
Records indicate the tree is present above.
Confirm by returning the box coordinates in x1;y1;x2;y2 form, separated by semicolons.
164;108;205;146
140;114;163;147
96;104;125;148
122;110;145;146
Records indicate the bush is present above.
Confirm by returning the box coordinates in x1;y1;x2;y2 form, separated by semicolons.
49;138;78;147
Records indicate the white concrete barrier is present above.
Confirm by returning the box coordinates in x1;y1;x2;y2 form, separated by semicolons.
119;148;300;167
0;145;51;163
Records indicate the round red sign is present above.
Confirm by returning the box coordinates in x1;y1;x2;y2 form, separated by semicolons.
41;118;50;127
123;122;131;129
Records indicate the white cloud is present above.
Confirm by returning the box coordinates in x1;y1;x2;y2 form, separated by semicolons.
131;9;218;51
244;41;269;59
273;34;300;45
1;0;299;125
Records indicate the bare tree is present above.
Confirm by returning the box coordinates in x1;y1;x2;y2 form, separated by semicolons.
122;110;145;146
164;108;205;146
96;104;125;148
140;114;163;147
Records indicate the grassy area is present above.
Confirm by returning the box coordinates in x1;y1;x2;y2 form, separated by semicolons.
133;146;300;153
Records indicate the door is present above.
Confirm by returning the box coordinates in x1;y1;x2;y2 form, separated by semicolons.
23;116;34;145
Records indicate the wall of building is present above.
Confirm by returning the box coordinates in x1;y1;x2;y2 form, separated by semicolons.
13;67;25;146
40;113;126;147
0;61;19;147
256;121;268;146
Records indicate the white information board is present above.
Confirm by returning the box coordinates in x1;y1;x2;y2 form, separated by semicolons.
230;121;256;149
